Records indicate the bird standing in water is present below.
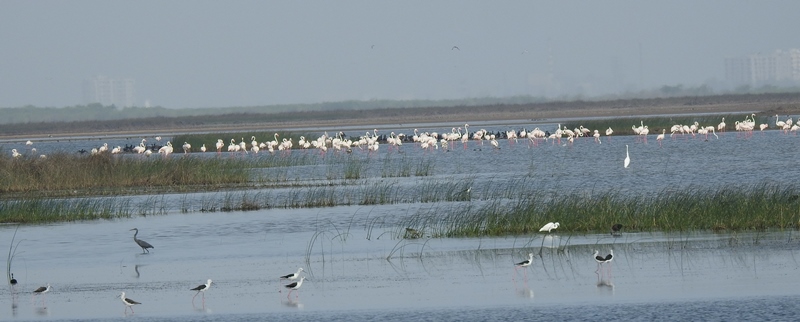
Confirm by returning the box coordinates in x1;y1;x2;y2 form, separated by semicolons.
130;228;154;253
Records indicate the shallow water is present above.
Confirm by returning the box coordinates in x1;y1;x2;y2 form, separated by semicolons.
3;206;800;320
2;119;800;320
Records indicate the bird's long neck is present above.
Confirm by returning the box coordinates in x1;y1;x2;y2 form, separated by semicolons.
133;230;138;239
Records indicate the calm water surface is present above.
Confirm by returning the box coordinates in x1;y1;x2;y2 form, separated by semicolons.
2;119;800;321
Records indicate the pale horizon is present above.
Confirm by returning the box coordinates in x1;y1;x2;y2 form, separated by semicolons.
1;1;798;109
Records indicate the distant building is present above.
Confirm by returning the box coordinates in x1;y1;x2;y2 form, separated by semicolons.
725;49;800;86
83;76;136;108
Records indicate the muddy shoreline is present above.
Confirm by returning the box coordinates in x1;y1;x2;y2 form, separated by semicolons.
2;93;799;140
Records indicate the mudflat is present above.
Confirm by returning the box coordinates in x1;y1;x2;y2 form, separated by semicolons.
2;93;799;139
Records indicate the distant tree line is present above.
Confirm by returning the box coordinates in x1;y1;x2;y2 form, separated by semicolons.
0;84;800;127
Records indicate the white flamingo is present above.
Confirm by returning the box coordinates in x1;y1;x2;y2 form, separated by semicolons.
215;139;224;153
158;141;173;157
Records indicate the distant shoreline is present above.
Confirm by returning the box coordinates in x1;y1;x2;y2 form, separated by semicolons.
1;93;798;140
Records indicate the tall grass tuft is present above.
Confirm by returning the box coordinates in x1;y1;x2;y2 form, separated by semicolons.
401;183;800;237
0;152;251;197
0;198;136;224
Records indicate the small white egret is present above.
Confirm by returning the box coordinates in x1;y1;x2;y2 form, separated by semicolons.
539;222;559;233
624;145;630;168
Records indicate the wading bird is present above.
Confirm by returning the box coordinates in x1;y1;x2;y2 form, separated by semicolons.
514;253;534;280
611;224;623;236
594;250;607;267
130;228;154;253
280;268;303;281
539;222;560;233
515;253;533;269
191;279;212;303
624;145;630;168
32;283;50;304
284;276;307;299
120;292;141;314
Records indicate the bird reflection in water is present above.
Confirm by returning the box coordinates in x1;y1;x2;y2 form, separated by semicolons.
193;301;212;313
282;298;304;309
516;287;534;299
11;298;18;317
596;274;615;295
35;306;49;316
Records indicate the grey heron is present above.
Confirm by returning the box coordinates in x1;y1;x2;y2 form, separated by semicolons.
129;228;154;253
120;292;141;314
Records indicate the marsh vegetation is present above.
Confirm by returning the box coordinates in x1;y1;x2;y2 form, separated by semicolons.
2;112;799;238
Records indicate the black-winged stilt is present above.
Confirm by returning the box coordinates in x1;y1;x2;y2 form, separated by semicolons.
604;250;614;263
594;250;607;271
33;284;50;294
594;250;614;277
32;283;50;304
191;279;212;302
611;224;623;236
513;253;534;281
130;228;154;253
515;253;533;268
284;276;307;298
119;292;141;313
280;268;303;281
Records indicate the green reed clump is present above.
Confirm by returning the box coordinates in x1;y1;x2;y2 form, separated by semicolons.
324;155;367;180
416;179;473;203
283;186;342;208
0;152;250;196
402;183;800;237
360;181;401;205
0;198;134;224
381;155;412;177
220;192;263;212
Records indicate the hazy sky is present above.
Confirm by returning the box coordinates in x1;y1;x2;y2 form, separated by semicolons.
1;1;798;108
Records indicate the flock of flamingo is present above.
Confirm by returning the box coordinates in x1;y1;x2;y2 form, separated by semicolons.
7;114;798;160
